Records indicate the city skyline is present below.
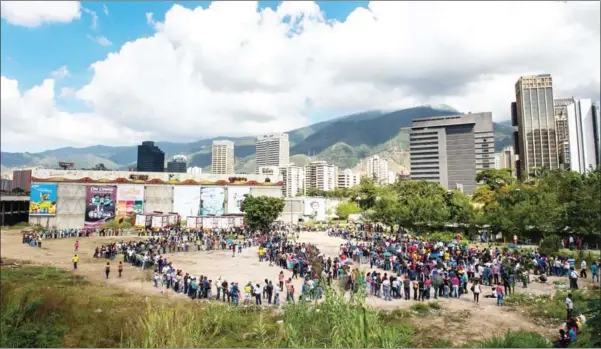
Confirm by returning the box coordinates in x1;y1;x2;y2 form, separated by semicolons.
1;1;599;153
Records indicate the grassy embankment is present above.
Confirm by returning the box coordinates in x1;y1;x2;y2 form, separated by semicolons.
1;263;585;348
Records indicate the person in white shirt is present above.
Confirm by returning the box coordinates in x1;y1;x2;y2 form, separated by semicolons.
569;267;579;290
565;294;574;320
580;260;587;279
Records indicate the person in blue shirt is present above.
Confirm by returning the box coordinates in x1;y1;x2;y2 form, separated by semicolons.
592;262;598;283
568;327;577;343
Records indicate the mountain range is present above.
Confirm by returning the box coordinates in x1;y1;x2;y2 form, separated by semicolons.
0;106;515;174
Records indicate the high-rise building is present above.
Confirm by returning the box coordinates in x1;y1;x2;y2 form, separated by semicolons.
11;169;32;191
305;161;338;191
496;145;516;173
187;167;203;174
361;155;389;184
554;98;600;173
280;164;305;197
594;102;601;166
136;141;165;172
255;133;290;172
409;112;494;195
167;155;187;173
337;169;360;189
211;140;235;174
512;74;559;178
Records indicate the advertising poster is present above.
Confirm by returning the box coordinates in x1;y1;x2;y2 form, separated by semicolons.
135;214;148;227
226;186;250;214
116;185;145;217
303;197;327;222
85;186;117;228
186;216;199;229
173;186;201;219
200;187;225;216
29;183;57;216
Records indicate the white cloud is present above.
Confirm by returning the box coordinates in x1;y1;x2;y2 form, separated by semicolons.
2;1;600;153
58;87;76;99
82;7;98;30
0;1;81;27
51;66;70;79
0;76;148;152
87;34;112;46
103;4;109;16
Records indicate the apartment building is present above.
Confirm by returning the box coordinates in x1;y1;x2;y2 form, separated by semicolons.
305;161;338;191
211;140;235;174
337;169;360;189
361;155;389;184
280;164;305;197
255;133;290;172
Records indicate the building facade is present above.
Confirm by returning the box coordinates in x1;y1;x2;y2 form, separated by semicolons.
554;98;600;173
211;140;235;175
337;169;360;189
167;155;187;173
497;145;516;173
305;161;338;191
137;141;165;172
255;134;290;171
409;112;494;195
512;74;559;178
280;164;305;197
11;169;32;192
187;167;203;174
361;155;389;184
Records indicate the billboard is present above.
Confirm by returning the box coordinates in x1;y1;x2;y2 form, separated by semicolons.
200;187;225;216
304;197;327;222
29;183;57;216
84;186;117;228
227;186;250;214
173;186;201;218
116;185;144;217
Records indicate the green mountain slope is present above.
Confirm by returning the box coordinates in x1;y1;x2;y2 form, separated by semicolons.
1;107;514;171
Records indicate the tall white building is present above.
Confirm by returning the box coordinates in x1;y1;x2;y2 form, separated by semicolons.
280;164;305;197
305;161;338;191
187;166;203;174
361;155;389;184
497;145;516;173
255;134;290;172
554;98;600;173
211;140;235;174
337;169;360;189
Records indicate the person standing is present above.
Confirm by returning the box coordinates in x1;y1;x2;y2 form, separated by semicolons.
105;262;111;279
565;294;573;320
471;281;481;304
569;267;579;289
72;254;79;270
118;261;123;278
495;283;504;306
74;240;79;252
592;262;599;283
580;260;587;279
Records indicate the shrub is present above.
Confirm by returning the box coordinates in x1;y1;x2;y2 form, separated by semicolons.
474;329;551;348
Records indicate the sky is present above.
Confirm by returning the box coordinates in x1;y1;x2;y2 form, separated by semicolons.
1;1;599;153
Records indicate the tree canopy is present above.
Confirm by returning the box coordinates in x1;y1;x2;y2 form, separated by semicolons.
240;195;285;232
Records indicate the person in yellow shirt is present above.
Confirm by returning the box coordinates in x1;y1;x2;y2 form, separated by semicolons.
258;247;265;262
444;251;450;261
72;254;79;270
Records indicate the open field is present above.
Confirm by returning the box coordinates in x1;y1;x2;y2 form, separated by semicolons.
1;228;599;347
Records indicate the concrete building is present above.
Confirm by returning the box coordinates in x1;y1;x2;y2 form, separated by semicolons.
512;74;559;178
497;145;516;173
11;169;32;192
187;167;202;174
211;140;235;174
554;98;600;173
280;164;305;197
257;166;280;177
409;112;494;195
337;169;360;189
255;134;290;171
387;171;397;185
1;178;12;191
137;141;165;172
167;155;187;173
361;155;389;184
305;161;338;191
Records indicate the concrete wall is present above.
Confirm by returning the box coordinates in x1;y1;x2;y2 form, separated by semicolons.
144;185;174;213
249;186;282;198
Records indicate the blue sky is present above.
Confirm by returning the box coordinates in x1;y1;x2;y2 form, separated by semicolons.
1;1;368;93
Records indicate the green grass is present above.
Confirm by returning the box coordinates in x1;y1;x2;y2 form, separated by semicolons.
473;330;552;348
409;301;442;315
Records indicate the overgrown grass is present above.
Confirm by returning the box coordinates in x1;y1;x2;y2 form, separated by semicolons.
409;301;442;315
473;330;552;348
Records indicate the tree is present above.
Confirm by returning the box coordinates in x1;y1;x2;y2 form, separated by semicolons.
240;195;285;232
445;190;475;225
475;168;515;191
335;201;360;220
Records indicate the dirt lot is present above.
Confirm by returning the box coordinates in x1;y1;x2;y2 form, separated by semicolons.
1;228;590;344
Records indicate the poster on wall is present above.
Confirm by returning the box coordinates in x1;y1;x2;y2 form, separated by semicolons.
116;185;144;217
226;186;250;214
29;183;57;216
303;197;327;222
173;186;201;219
200;187;225;216
84;186;117;228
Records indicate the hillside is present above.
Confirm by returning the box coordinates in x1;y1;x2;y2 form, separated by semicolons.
0;107;514;173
